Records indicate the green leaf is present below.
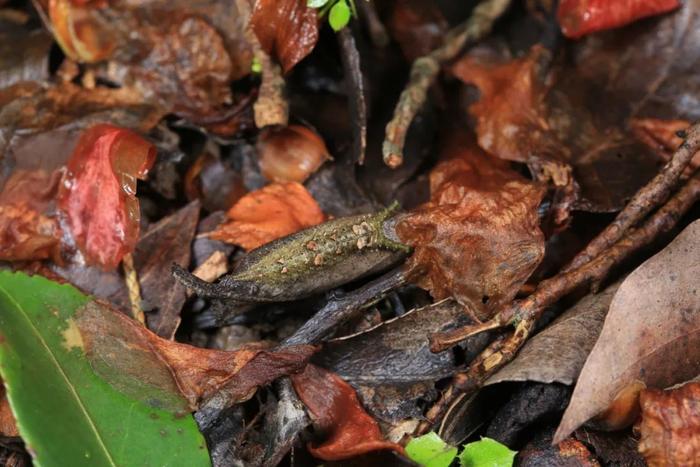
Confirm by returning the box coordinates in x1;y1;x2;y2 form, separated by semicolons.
328;0;351;31
458;437;516;467
406;432;458;467
307;0;330;7
0;271;210;467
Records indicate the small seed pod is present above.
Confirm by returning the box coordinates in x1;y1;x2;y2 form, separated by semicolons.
173;202;411;303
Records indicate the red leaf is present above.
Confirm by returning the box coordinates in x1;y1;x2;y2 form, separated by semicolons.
558;0;680;39
291;364;404;461
250;0;319;73
58;124;155;270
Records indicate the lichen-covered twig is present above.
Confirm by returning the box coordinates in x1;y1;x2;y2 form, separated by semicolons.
253;49;289;128
338;27;367;165
419;175;700;433
382;0;511;168
563;121;700;272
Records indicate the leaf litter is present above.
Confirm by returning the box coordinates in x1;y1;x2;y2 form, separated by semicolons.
0;0;699;465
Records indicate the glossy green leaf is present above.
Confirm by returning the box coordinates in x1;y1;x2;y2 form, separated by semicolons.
406;432;458;467
458;437;516;467
0;271;210;467
329;0;351;31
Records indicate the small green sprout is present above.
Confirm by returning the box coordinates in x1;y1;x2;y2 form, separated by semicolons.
406;432;516;467
308;0;357;32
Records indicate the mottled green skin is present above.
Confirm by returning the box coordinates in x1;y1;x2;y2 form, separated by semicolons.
175;203;411;302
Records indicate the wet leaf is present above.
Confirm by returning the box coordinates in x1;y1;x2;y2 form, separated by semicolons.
558;0;680;38
0;23;52;89
210;182;326;251
458;437;516;467
396;133;545;321
257;124;331;183
555;220;700;443
251;0;319;73
487;281;621;386
406;432;458;467
0;271;210;466
290;364;404;461
58;124;156;269
638;382;700;466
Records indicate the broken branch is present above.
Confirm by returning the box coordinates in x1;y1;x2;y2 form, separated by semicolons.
382;0;511;168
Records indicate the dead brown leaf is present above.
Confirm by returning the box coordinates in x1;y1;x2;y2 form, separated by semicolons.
387;0;448;61
210;182;326;251
452;44;663;213
396;133;545;321
487;281;620;386
250;0;319;73
0;381;18;437
555;219;700;443
638;382;700;467
290;364;404;461
74;299;315;410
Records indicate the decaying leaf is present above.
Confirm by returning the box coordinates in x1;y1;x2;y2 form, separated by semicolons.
557;0;680;38
250;0;319;73
396;134;545;321
210;182;326;251
316;299;473;423
257;124;331;183
387;0;449;61
75;296;315;410
555;220;700;443
487;281;620;386
134;201;201;338
0;169;62;262
637;382;700;467
58;124;156;269
290;364;404;461
452;44;663;212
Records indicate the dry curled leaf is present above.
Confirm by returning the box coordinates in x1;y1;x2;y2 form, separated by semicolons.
58;124;156;269
250;0;319;73
210;182;325;251
257;124;331;183
290;364;404;461
558;0;680;39
396;133;545;321
555;219;700;443
638;382;700;467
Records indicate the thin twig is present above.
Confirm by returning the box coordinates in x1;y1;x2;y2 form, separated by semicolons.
281;267;408;346
420;176;700;432
122;253;145;325
338;27;367;165
382;0;511;168
563;122;700;272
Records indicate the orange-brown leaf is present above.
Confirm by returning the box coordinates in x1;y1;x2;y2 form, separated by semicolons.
210;182;325;251
396;134;545;321
250;0;319;73
58;124;155;270
638;382;700;467
291;364;404;461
